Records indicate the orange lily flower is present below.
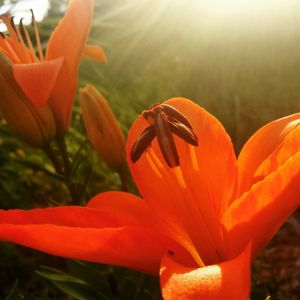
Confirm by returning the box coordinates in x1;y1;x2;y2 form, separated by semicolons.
0;54;55;147
0;0;106;135
0;98;299;299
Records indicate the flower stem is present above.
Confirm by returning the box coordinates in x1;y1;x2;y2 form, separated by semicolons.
56;135;79;204
56;135;72;175
43;144;62;175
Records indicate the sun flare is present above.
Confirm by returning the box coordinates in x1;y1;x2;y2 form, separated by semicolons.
0;0;49;32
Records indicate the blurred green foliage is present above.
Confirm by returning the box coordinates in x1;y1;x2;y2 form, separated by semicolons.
0;0;300;299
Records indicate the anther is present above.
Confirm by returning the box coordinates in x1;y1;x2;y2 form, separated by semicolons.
10;16;19;38
131;125;156;163
161;104;193;130
0;32;5;39
155;111;179;168
131;103;199;168
30;9;44;61
19;18;25;35
30;9;35;25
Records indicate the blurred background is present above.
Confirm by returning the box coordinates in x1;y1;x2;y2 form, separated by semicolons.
0;0;299;299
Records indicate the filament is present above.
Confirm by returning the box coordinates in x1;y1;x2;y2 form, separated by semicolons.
31;9;44;61
20;19;38;62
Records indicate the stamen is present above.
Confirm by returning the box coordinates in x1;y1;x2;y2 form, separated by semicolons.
0;14;17;41
146;150;163;179
14;19;25;44
189;145;199;172
10;17;19;40
12;18;32;63
172;167;186;189
162;104;193;130
155;112;180;168
31;9;44;61
0;32;5;39
20;18;37;62
2;38;21;63
131;103;199;168
131;125;155;163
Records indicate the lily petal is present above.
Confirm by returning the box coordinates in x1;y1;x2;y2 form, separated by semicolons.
46;0;93;134
0;224;169;274
160;245;251;300
237;113;300;196
0;206;190;274
82;45;107;63
165;98;237;211
87;191;157;227
0;205;148;228
87;192;197;268
223;152;300;259
12;58;64;107
127;98;236;264
254;122;300;179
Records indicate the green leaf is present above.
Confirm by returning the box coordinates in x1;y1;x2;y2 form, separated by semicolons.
67;260;113;296
36;270;86;285
52;281;109;300
37;265;109;300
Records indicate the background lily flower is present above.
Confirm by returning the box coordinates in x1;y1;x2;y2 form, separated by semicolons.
80;85;126;170
0;54;55;147
0;98;299;299
0;0;106;136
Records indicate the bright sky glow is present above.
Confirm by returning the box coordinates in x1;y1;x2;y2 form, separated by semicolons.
156;0;297;38
184;0;291;16
0;0;49;32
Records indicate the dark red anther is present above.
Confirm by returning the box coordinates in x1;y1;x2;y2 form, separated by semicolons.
10;16;18;34
154;112;179;168
168;117;198;146
131;103;198;168
161;104;193;130
131;125;156;163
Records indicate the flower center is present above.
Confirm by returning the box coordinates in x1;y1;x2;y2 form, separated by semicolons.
0;10;44;64
131;103;199;167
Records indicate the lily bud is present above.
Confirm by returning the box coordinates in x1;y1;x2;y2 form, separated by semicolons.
0;54;56;147
80;85;126;170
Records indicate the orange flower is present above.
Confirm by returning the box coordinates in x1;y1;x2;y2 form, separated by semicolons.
0;98;299;299
0;0;106;136
80;85;126;170
0;54;55;147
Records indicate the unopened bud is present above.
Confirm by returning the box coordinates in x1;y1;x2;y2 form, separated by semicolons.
80;85;126;170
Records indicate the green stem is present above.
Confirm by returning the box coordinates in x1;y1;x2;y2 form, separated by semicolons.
56;135;79;204
56;135;72;175
43;143;62;175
